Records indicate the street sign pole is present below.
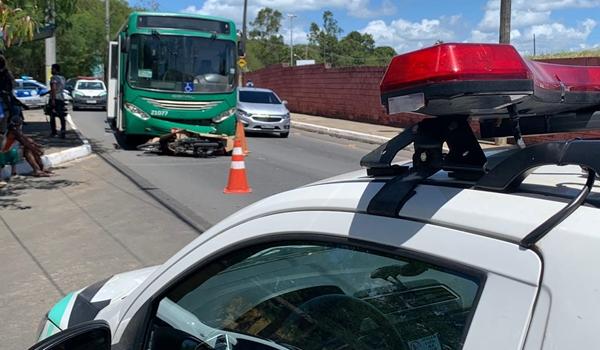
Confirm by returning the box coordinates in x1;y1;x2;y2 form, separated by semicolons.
239;0;248;86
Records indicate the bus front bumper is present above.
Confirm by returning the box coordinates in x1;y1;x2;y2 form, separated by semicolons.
124;110;236;137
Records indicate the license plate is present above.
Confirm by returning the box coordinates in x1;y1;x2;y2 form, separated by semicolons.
86;100;97;104
262;125;275;129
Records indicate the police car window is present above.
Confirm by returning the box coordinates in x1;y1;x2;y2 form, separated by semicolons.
239;91;281;104
149;242;482;350
23;82;39;89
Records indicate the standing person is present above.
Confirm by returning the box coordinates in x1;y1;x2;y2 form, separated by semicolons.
49;63;67;138
0;55;15;136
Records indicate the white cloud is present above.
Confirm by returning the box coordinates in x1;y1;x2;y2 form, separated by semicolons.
361;17;455;53
281;26;309;45
470;29;496;42
183;0;394;26
478;0;600;30
523;18;597;53
474;0;600;53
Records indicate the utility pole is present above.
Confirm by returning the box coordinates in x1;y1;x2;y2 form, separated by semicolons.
242;0;248;52
45;0;56;85
105;0;110;80
288;14;297;67
497;0;511;146
499;0;511;44
533;34;536;56
105;0;110;43
239;0;248;86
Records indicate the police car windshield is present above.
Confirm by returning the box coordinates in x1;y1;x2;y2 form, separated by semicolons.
239;91;281;104
77;82;104;90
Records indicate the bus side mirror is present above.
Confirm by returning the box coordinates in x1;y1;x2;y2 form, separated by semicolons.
121;36;130;53
238;41;245;57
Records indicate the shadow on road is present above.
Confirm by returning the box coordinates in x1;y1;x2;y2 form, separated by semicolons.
245;132;285;139
0;176;81;210
23;121;81;150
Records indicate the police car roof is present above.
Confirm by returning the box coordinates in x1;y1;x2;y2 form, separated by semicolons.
239;87;277;93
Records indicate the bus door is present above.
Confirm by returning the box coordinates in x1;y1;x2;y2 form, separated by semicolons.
107;41;122;130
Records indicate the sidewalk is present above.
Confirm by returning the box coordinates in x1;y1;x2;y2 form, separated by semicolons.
291;112;499;149
0;155;199;349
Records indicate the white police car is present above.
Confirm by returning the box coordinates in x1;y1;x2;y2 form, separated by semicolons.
30;43;600;350
14;77;48;108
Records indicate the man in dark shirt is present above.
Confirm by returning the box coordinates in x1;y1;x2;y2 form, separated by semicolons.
50;63;67;138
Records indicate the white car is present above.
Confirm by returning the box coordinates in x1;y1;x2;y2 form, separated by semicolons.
30;43;600;350
71;79;107;111
237;87;291;138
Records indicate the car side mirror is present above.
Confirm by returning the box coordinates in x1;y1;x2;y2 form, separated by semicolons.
282;100;288;105
28;320;111;350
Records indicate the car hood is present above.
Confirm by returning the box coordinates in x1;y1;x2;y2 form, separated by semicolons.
75;89;106;97
42;266;158;339
237;101;288;115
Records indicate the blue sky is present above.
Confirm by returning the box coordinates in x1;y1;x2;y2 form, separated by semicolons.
131;0;600;54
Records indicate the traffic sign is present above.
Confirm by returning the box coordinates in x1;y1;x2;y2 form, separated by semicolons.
238;58;247;68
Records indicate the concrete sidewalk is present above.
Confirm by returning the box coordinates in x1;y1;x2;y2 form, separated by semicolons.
291;112;499;149
0;155;199;349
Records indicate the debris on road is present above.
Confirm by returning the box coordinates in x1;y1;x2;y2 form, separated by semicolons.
137;129;234;158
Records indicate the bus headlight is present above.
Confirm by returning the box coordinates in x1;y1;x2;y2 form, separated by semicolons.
124;103;150;121
212;108;236;123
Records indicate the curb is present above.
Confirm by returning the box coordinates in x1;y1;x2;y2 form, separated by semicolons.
291;119;497;151
0;114;92;179
292;120;391;145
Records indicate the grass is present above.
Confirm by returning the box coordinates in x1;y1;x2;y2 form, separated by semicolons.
530;48;600;59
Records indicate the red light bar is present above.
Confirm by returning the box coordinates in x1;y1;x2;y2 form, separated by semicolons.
525;60;600;92
380;43;600;117
380;43;530;94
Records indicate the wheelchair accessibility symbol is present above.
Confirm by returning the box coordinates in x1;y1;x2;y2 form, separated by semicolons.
184;82;194;93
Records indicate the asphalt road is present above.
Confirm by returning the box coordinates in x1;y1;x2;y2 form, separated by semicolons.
71;110;410;226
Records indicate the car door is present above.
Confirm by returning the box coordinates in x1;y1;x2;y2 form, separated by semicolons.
113;211;541;350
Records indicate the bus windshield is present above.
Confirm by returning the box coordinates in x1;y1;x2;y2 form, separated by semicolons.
127;34;237;93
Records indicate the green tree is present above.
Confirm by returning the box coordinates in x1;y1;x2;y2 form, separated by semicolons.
337;31;375;65
308;11;342;65
5;0;131;79
369;46;396;65
246;7;287;70
249;7;282;40
1;0;78;48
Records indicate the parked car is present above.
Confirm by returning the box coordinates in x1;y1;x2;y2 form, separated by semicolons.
71;79;107;111
237;87;290;138
14;77;72;109
14;78;48;108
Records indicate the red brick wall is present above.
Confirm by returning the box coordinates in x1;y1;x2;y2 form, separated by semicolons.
246;58;600;140
245;64;421;128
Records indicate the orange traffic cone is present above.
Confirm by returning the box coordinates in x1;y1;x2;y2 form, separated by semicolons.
236;121;249;156
224;138;252;194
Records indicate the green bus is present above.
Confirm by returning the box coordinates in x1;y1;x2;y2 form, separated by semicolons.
107;12;239;140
